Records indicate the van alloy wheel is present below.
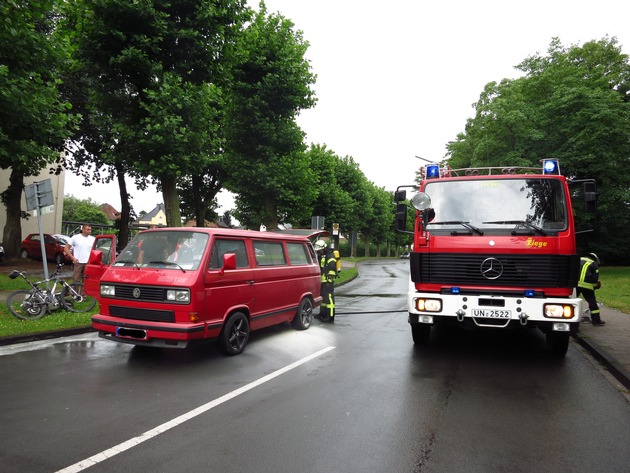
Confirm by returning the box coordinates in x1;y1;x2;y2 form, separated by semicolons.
292;298;313;330
220;312;250;355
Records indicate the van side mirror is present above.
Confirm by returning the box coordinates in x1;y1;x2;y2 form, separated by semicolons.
219;253;237;276
396;203;408;231
583;181;597;214
88;249;103;265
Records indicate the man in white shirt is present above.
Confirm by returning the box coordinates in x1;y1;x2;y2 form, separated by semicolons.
64;224;95;282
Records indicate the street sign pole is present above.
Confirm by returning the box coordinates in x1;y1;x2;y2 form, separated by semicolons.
25;179;54;281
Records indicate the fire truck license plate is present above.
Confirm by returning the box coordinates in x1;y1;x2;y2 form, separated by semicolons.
472;309;511;318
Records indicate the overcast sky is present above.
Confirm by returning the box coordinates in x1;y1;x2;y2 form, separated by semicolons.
65;0;630;214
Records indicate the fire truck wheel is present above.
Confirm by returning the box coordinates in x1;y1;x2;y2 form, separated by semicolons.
411;324;431;345
291;297;313;330
219;311;250;356
546;331;569;356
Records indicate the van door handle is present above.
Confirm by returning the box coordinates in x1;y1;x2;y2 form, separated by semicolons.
247;280;255;285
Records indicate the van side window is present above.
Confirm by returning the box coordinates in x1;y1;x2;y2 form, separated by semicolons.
209;239;249;269
95;238;113;265
253;241;286;266
286;242;309;265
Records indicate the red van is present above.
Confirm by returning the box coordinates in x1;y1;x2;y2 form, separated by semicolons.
85;228;322;355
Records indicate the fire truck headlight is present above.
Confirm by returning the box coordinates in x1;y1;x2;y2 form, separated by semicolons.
167;289;190;303
544;304;573;318
415;298;442;312
411;192;431;210
100;285;115;296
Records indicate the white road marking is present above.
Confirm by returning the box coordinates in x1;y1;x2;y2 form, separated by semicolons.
56;346;335;472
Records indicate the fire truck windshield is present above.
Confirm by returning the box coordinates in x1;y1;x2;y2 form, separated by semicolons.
423;178;567;234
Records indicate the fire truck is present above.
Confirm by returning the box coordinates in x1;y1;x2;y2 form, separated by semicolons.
394;159;596;355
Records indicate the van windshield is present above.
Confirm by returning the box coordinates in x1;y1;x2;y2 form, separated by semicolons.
115;231;209;270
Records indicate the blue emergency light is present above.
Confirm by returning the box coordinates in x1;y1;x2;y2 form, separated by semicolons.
524;289;535;297
426;164;440;178
450;287;461;295
542;159;560;175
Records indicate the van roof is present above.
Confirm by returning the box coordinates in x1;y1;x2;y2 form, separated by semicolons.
141;227;326;242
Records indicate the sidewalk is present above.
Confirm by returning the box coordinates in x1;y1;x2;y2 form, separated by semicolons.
573;305;630;390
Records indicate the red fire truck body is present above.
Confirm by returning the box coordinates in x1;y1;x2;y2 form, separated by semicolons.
395;160;594;355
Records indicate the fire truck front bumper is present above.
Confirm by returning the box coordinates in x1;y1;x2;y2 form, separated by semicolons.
407;292;582;332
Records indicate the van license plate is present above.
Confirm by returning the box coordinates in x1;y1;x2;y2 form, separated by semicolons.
472;309;511;318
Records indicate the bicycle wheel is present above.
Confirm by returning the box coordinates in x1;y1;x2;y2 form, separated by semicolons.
60;283;97;313
6;290;47;320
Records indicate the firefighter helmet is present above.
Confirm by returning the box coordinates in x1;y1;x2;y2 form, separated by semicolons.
314;239;327;251
588;253;600;264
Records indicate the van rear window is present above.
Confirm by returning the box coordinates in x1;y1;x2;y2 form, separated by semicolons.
254;241;286;266
286;242;309;265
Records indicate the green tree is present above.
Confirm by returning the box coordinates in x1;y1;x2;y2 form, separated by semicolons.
224;3;317;229
446;37;630;263
63;0;247;228
62;195;109;225
304;144;355;229
0;0;75;257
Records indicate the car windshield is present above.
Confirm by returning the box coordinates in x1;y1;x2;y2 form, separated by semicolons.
114;231;209;270
424;178;568;234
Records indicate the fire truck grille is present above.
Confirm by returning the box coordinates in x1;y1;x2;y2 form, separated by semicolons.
411;253;579;288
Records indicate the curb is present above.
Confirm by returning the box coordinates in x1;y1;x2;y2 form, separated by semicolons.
0;326;95;347
572;332;630;391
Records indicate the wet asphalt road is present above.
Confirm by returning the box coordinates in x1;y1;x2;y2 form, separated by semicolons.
1;259;629;473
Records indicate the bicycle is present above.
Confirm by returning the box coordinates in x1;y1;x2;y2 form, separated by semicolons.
6;263;97;320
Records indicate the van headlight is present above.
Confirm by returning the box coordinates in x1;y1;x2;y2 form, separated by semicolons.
100;284;115;296
167;289;190;303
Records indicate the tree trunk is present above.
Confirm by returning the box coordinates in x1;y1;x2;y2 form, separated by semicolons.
363;233;370;257
160;173;182;227
116;165;131;247
192;174;205;227
262;197;279;230
1;169;25;258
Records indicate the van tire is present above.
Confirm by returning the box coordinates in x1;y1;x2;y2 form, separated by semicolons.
292;298;313;330
220;312;250;355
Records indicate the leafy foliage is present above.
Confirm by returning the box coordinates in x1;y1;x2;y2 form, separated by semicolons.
62;195;109;225
0;0;76;257
224;5;317;229
447;37;630;263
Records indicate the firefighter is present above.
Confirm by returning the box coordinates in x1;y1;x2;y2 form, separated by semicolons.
577;252;604;326
314;239;337;323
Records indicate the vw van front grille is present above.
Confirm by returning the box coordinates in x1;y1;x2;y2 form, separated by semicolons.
112;284;168;302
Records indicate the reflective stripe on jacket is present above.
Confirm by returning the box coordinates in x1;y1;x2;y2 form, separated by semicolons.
320;252;337;283
577;256;599;290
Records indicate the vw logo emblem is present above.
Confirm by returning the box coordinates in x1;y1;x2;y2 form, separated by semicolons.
480;258;503;280
132;288;141;299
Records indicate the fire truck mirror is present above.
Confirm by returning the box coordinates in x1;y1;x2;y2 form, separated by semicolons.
583;181;597;214
424;208;436;222
394;189;406;202
396;203;408;231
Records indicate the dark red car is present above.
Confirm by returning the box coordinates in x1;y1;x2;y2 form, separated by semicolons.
20;233;72;264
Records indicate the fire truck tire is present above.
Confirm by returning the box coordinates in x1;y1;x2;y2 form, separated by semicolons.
411;324;431;345
219;311;250;356
291;297;313;330
546;331;569;356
